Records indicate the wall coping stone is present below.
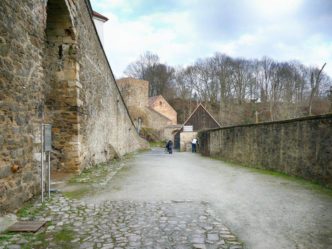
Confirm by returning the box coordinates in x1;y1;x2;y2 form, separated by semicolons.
200;113;332;133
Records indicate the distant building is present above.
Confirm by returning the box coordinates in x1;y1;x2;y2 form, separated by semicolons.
117;77;178;140
148;95;177;125
92;11;108;45
174;103;221;151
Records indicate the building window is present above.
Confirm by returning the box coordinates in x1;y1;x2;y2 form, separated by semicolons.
159;101;162;106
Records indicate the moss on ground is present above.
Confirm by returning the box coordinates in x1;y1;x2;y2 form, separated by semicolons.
0;229;49;248
0;233;14;242
68;162;110;184
68;154;134;185
31;232;48;248
208;155;332;197
63;187;91;199
149;141;166;148
53;226;75;249
54;226;75;242
16;200;47;218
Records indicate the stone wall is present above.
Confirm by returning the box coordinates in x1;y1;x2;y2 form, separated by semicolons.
0;0;147;213
71;0;147;167
198;114;332;187
145;108;173;131
117;78;149;108
0;0;47;214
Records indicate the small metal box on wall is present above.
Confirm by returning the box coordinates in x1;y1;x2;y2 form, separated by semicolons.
43;124;52;152
41;123;52;202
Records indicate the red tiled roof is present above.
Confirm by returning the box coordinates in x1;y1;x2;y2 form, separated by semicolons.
92;11;108;22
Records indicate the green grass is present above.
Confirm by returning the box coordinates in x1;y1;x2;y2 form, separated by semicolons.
54;226;75;242
69;155;133;184
20;233;48;249
208;155;332;197
68;162;109;184
16;201;47;218
53;226;75;249
29;232;48;249
149;141;166;148
0;231;48;248
248;167;332;196
0;233;14;242
63;187;90;199
0;227;75;249
1;201;50;247
68;151;139;185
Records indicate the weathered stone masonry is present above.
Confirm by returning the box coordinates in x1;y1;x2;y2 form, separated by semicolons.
0;0;147;213
199;114;332;187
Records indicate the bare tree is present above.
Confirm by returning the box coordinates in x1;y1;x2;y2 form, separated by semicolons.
308;63;326;115
125;51;159;79
123;51;331;125
125;51;175;98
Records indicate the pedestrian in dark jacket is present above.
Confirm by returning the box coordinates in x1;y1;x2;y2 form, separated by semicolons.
166;140;173;154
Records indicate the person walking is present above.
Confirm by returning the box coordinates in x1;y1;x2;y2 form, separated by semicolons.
166;140;173;154
192;138;197;153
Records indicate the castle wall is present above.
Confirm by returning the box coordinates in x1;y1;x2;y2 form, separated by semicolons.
0;0;147;213
117;78;149;108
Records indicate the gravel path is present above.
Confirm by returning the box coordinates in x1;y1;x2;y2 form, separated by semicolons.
84;148;332;249
1;148;331;249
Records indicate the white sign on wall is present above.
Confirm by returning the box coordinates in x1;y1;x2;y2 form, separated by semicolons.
183;125;193;132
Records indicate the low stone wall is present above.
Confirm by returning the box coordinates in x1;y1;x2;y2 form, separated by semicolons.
198;114;332;187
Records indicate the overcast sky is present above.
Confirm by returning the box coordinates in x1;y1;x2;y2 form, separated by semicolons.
90;0;332;78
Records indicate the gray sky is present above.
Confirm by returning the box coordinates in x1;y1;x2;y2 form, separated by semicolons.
91;0;332;78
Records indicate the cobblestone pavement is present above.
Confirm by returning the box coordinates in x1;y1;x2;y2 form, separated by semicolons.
0;195;243;249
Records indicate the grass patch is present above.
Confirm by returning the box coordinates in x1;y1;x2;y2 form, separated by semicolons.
54;226;74;242
63;187;90;199
149;141;166;148
0;232;48;248
248;167;332;196
68;152;138;185
16;201;46;218
208;155;332;197
0;233;14;243
68;162;110;184
28;232;48;249
53;226;75;249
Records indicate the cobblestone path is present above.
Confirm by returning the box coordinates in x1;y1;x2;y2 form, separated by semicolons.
0;195;243;249
3;148;331;249
0;150;243;249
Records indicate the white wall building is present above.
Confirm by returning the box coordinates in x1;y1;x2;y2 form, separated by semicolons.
92;11;108;46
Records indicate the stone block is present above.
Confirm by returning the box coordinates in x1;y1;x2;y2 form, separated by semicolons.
10;148;24;158
55;71;65;81
68;80;82;89
0;164;12;178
